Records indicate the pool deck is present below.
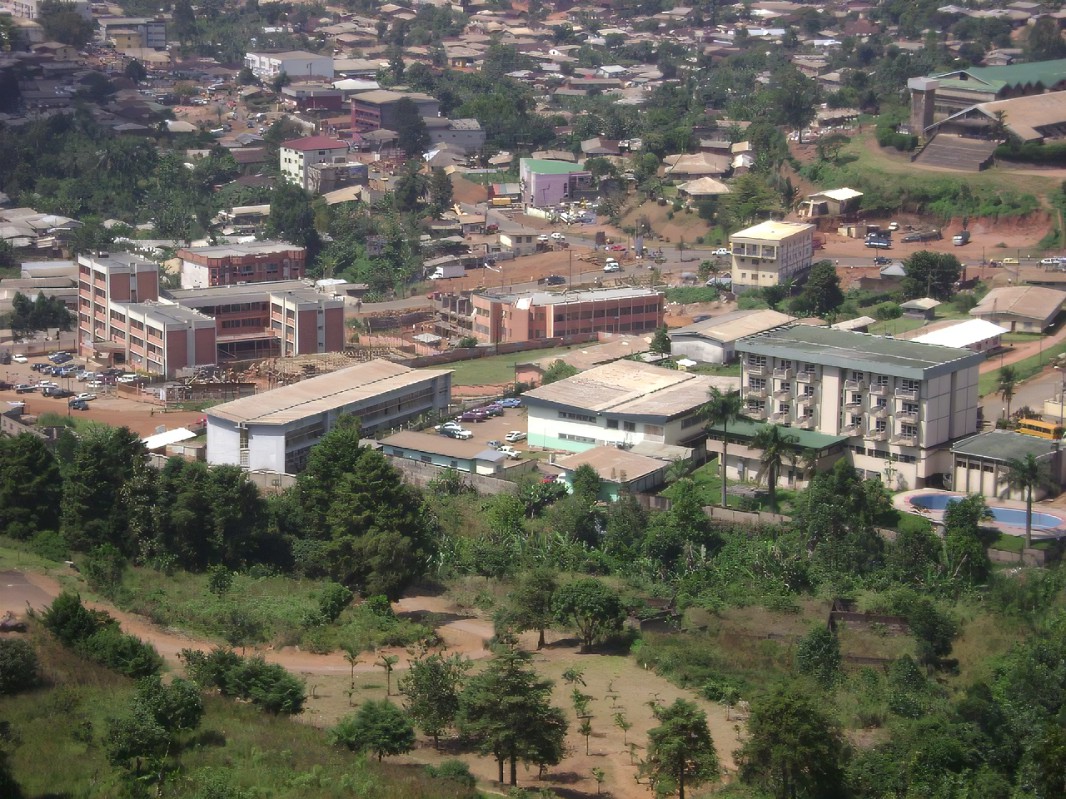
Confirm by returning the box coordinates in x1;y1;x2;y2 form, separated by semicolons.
894;489;1066;540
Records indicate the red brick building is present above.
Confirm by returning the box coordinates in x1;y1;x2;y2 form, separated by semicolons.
177;241;307;289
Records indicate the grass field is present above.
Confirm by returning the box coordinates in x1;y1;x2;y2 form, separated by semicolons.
978;339;1066;396
866;316;928;336
430;346;585;386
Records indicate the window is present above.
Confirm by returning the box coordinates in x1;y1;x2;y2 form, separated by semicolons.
804;385;815;397
779;359;792;371
876;398;888;408
900;378;920;392
778;403;790;414
748;355;766;367
875;419;887;433
645;424;664;436
875;375;889;387
850;414;862;426
902;402;918;415
750;378;766;391
851;370;864;381
779;381;791;393
623;421;636;432
559;411;596;423
606;419;618;429
901;424;917;438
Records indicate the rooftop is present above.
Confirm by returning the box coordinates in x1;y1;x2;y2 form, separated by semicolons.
971;285;1066;322
178;241;304;259
519;157;591;174
706;417;849;452
737;324;984;379
482;286;663;307
167;279;312;304
910;319;1009;348
381;430;504;461
519;337;651;372
952;429;1060;462
555;446;668;483
731;220;815;241
280;136;348;152
207;360;451;426
933;57;1066;93
671;309;795;343
352;88;437;105
125;301;212;326
522;360;739;419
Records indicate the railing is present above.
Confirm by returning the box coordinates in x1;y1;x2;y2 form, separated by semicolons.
796;371;816;383
871;406;888;418
869;383;889;396
797;417;816;429
844;379;867;391
844;401;863;411
746;363;766;376
747;407;768;420
773;367;794;379
771;412;789;423
746;387;767;399
898;411;918;423
773;388;792;400
843;424;863;436
895;387;919;400
866;430;889;442
893;434;918;446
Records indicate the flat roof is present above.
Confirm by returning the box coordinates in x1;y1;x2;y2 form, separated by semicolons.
179;241;302;258
731;220;814;241
672;309;795;343
126;302;212;326
555;445;667;483
280;136;348;152
706;418;849;451
484;286;662;307
519;337;651;371
207;360;452;426
381;430;503;460
142;427;197;450
522;360;739;419
737;324;984;379
952;429;1059;462
167;279;312;304
911;319;1008;348
519;158;590;174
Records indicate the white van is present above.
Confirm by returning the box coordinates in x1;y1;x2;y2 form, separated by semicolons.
953;231;971;246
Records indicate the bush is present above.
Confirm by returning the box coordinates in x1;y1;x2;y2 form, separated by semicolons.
426;760;477;788
80;625;163;679
180;647;305;715
41;591;103;646
0;639;38;694
30;530;68;561
318;582;353;623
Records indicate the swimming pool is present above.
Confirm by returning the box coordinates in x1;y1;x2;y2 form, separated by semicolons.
909;493;1064;529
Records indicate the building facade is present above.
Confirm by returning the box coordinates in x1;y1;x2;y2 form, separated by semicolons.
350;89;440;133
734;324;983;490
244;50;334;82
97;17;167;49
729;220;815;293
177;242;307;289
469;287;664;344
206;360;453;473
424;118;486;154
519;158;593;207
279;136;350;190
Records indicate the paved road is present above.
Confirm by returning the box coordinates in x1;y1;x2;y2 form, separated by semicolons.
0;570;57;614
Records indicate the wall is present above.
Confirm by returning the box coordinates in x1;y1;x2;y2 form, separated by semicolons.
386;455;534;493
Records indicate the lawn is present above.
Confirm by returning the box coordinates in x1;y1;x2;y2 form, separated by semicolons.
691;362;741;377
430;346;582;386
978;339;1066;396
866;316;928;336
663;460;799;513
989;533;1058;553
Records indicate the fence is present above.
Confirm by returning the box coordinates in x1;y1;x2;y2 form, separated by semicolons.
385;456;533;495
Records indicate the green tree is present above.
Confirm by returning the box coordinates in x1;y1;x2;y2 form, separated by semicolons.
552;578;625;651
318;582;353;623
795;260;844;317
0;639;38;695
570;464;603;504
429;168;454;218
541;359;578;385
996;365;1018;420
650;324;672;355
0;434;62;539
329;699;416;761
904;597;957;670
901;250;961;301
134;675;204;733
640;699;720;799
393;97;431;157
795;626;841;688
38;0;95;47
105;706;170;774
703;387;744;507
378;653;399;696
123;59;147;83
507;568;558;649
752;424;800;513
737;681;848;799
1026;17;1066;61
1004;452;1054;550
268;180;321;256
457;641;568;786
399;653;470;748
943;494;994;584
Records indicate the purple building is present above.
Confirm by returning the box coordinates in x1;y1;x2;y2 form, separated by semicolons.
519;158;593;207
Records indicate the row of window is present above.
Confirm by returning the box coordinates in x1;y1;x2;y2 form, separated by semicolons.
551;304;660;322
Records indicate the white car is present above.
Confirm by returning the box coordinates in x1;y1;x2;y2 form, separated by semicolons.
498;445;521;459
117;373;140;383
36;380;58;389
453;429;473;440
550;232;565;240
435;421;462;432
604;258;621;273
1041;257;1063;265
537;234;549;243
888;221;900;231
73;393;96;402
504;430;526;443
11;354;27;363
712;247;731;257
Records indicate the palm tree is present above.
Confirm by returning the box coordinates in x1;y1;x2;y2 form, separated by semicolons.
703;387;744;507
997;365;1018;420
751;424;800;513
1004;453;1053;549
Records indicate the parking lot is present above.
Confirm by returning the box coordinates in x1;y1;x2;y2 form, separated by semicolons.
437;403;531;458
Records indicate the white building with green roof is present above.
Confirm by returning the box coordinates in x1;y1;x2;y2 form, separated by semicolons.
734;324;983;490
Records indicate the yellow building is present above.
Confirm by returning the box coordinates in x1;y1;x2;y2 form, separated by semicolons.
729;220;815;293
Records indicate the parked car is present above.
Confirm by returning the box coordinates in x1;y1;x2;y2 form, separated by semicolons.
73;392;96;402
498;445;521;459
14;384;35;394
865;239;891;249
537;234;550;243
712;247;731;257
1041;257;1061;265
550;232;565;240
445;428;473;440
888;221;900;231
497;398;522;408
901;229;941;243
36;381;58;389
504;430;526;443
476;405;503;417
11;354;27;363
604;259;622;273
48;352;72;364
1001;257;1020;265
873;256;892;265
43;387;72;398
544;275;566;285
487;440;502;449
435;421;463;432
68;399;89;411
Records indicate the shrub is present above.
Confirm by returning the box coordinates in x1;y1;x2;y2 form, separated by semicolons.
79;625;163;679
180;647;305;715
30;530;68;561
41;591;103;647
0;639;39;694
426;759;477;788
318;582;353;623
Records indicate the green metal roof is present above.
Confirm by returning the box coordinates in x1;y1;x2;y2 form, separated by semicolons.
521;158;588;174
934;58;1066;93
706;418;848;452
737;324;984;380
951;429;1059;463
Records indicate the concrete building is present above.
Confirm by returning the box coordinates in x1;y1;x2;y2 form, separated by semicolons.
669;309;795;365
470;287;665;345
0;0;88;19
705;418;849;490
177;242;307;289
205;360;453;473
970;285;1066;333
519;159;594;207
380;431;507;476
909;319;1008;354
555;446;671;499
424;117;486;154
97;17;167;50
244;50;334;82
729;220;815;293
951;430;1065;501
280;136;350;190
735;324;983;490
350;89;440;133
514;337;651;386
522;360;739;454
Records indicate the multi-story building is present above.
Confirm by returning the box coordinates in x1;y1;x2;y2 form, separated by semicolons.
0;0;88;19
519;158;593;207
469;286;664;344
350;89;440;133
206;360;453;473
729;220;815;293
424;118;486;154
732;324;983;489
243;50;334;82
522;360;739;453
78;255;345;375
176;242;307;289
97;17;167;50
279;136;350;190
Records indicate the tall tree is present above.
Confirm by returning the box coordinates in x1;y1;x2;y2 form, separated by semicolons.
795;260;844;317
901;250;961;300
457;641;568;786
737;681;848;799
552;578;625;651
1004;453;1053;550
507;568;558;649
0;434;62;539
393;97;431;157
428;168;454;218
267;180;320;256
542;360;578;385
399;653;470;749
996;365;1018;421
703;387;744;507
752;424;800;513
329;700;415;761
650;324;672;355
640;699;720;799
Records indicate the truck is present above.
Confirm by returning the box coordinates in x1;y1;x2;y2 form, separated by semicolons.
953;230;971;246
429;263;465;280
902;229;942;243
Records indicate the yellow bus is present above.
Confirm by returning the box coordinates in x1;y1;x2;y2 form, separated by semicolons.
1016;418;1065;439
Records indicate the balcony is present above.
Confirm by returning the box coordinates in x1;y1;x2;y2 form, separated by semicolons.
843;424;863;436
895;387;919;400
773;367;794;379
797;417;816;429
746;406;768;421
773;387;792;400
844;401;863;412
893;434;918;447
844;378;867;391
796;371;816;383
870;406;889;419
746;363;766;376
771;412;790;423
897;411;918;423
865;430;889;442
869;383;889;396
746;387;768;400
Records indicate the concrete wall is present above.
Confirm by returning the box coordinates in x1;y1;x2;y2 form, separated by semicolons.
386;455;533;493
